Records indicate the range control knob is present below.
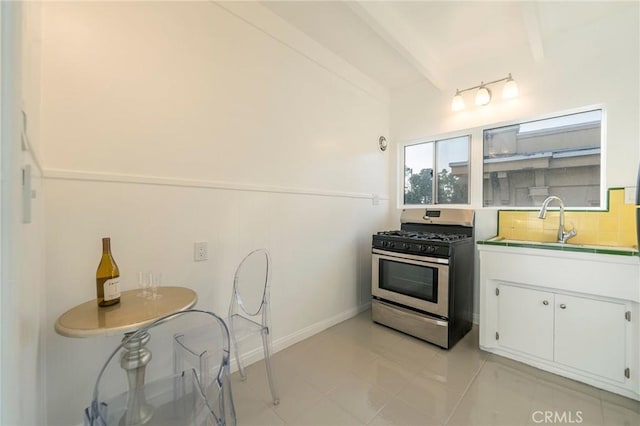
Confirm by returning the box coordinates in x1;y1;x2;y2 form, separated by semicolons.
388;242;396;248
402;243;410;249
426;245;436;253
419;245;427;252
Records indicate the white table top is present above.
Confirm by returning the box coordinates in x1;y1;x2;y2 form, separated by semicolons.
54;286;197;337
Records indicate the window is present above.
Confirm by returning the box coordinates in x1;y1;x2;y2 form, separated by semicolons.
483;109;602;208
403;135;470;205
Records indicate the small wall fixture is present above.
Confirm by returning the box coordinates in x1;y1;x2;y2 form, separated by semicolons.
378;136;388;151
451;73;518;111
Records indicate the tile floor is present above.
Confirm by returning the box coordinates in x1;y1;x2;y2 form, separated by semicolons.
229;310;640;425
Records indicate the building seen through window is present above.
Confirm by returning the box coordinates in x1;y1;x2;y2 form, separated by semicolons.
483;110;602;207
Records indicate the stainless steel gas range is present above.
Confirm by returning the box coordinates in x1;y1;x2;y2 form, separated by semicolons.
371;208;474;349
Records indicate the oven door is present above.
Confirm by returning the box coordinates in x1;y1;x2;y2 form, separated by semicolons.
372;249;449;318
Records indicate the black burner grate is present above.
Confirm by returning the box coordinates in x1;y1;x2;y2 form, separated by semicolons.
376;230;469;242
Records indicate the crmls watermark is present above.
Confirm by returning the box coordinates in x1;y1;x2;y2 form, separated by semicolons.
531;410;584;424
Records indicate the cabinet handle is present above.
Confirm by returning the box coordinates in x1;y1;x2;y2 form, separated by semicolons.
542;300;549;305
559;304;567;309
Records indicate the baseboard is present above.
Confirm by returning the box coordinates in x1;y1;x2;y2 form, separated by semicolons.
230;302;371;371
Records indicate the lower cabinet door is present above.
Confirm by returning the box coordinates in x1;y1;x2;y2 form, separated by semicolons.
554;294;627;382
497;284;554;360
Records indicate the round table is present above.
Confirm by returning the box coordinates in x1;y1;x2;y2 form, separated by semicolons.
55;286;197;425
55;286;197;337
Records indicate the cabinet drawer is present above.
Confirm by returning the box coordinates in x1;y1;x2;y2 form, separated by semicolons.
372;300;449;348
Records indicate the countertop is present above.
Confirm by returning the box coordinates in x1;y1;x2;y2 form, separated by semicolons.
477;236;639;257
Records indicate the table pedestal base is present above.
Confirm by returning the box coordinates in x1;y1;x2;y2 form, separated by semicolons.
120;331;153;426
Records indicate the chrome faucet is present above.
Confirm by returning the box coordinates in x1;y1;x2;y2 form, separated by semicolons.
537;195;577;244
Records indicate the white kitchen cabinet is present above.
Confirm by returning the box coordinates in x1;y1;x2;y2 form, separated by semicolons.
496;284;554;360
554;294;627;382
495;284;627;382
478;243;639;401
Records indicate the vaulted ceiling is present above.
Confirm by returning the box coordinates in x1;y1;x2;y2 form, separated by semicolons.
260;1;636;92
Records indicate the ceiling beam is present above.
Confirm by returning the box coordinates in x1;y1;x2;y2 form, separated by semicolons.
347;1;446;90
520;2;545;62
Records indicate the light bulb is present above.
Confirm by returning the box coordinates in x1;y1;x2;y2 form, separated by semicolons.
475;85;491;106
502;76;519;99
451;91;465;111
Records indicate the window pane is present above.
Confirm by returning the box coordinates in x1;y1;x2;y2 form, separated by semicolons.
404;142;433;204
436;136;469;204
483;110;602;207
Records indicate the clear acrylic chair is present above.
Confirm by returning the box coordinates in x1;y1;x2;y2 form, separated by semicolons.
174;249;279;406
84;309;235;426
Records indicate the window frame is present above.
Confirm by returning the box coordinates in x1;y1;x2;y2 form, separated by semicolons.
398;132;472;208
397;104;607;210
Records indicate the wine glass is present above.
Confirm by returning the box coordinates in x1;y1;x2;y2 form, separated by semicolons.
137;271;151;298
149;272;162;300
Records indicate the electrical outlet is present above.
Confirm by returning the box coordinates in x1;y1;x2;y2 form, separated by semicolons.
194;241;208;261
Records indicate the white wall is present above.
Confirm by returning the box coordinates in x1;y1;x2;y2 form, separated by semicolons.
389;3;639;321
39;2;390;424
35;2;640;423
391;4;639;188
1;1;46;425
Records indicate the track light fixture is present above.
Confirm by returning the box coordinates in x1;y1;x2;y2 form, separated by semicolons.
451;73;518;111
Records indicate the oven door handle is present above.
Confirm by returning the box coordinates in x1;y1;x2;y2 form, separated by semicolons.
372;249;449;266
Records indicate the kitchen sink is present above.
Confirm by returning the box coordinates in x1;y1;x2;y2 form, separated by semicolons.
479;236;638;256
